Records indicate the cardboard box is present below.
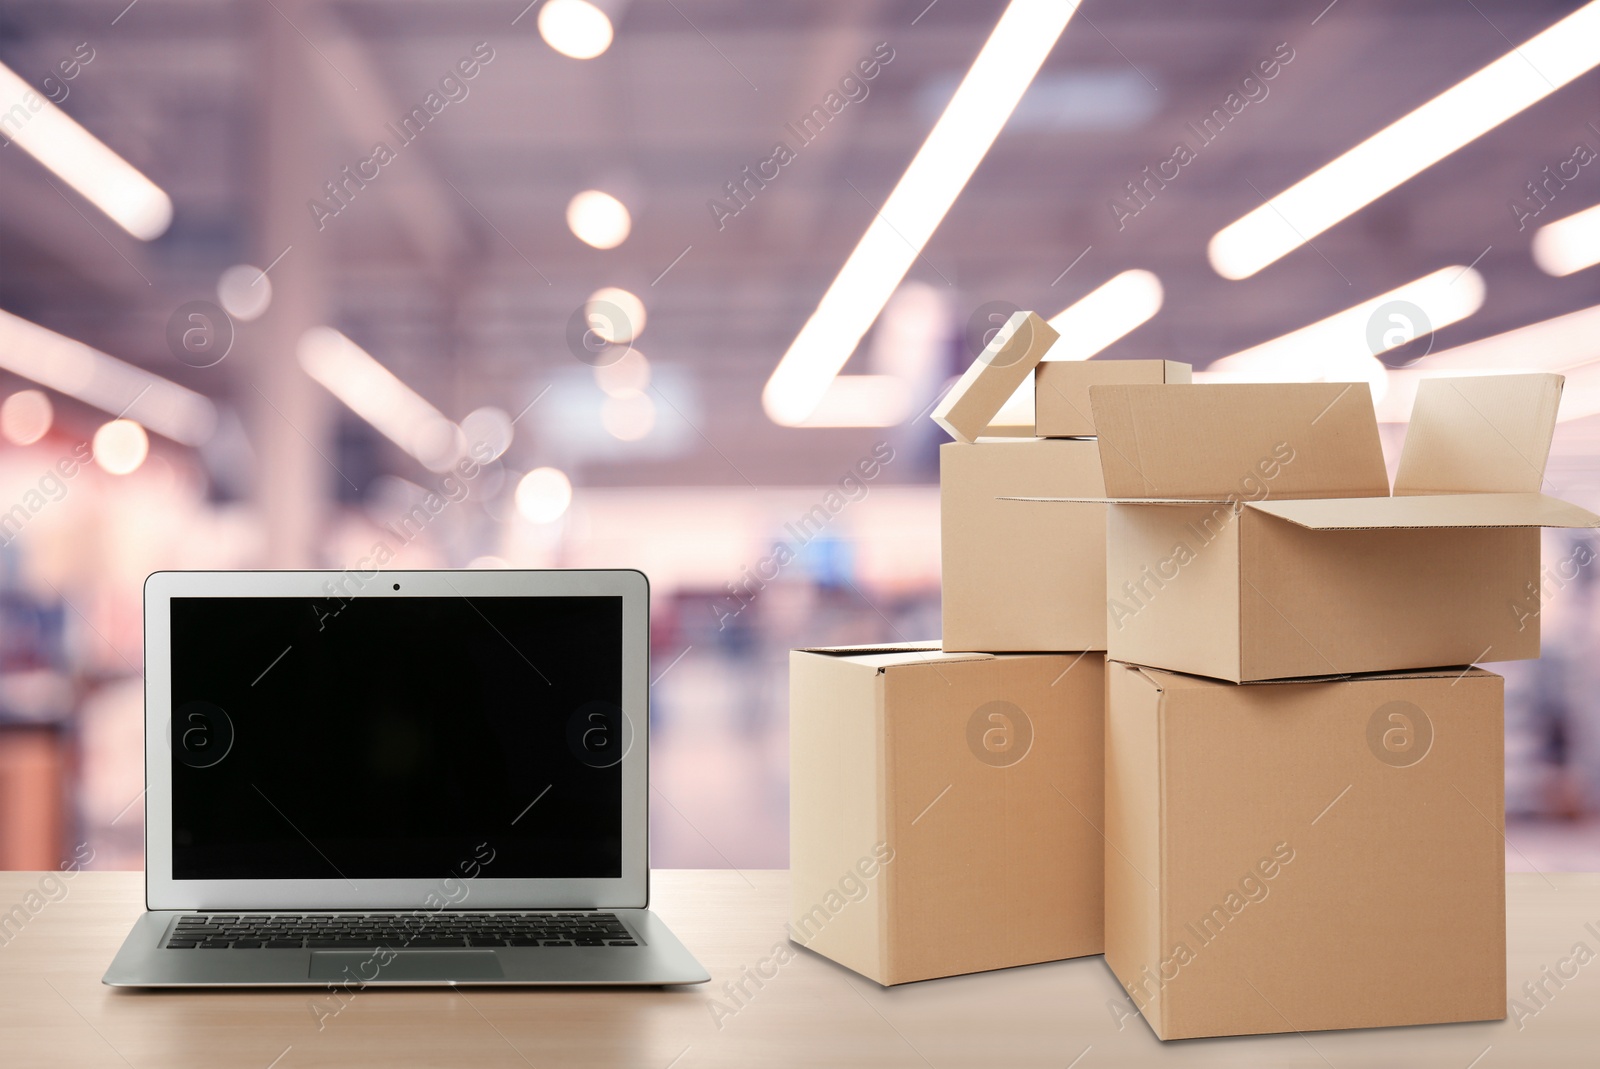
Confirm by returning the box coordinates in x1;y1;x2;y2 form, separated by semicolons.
932;311;1057;444
1016;374;1600;681
789;644;1104;985
942;438;1106;652
1105;661;1506;1039
1035;359;1191;437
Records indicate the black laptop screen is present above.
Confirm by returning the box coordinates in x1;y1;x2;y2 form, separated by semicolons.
168;594;626;881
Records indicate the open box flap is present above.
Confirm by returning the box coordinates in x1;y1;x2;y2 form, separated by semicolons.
1395;373;1563;495
1089;382;1391;501
1245;492;1600;530
931;311;1058;444
794;643;995;670
1001;495;1234;506
1123;662;1496;689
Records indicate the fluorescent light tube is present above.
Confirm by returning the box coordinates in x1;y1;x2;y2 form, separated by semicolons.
1044;269;1164;360
1532;203;1600;277
796;375;912;427
0;61;173;240
1415;302;1600;373
1207;266;1485;392
1207;1;1600;280
763;0;1082;426
298;327;464;472
0;308;215;444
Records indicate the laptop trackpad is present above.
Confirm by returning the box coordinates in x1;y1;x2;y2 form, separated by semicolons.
309;951;504;982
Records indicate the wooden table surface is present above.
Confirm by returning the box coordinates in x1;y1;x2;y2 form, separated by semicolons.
1;870;1595;1067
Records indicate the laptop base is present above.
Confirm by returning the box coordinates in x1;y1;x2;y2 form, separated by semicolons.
103;908;711;987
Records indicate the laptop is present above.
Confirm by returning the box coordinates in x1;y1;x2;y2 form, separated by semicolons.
104;568;709;987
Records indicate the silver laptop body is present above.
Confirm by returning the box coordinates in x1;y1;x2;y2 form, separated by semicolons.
104;569;708;987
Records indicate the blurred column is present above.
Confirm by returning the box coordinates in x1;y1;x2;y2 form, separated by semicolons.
247;0;333;565
0;726;66;869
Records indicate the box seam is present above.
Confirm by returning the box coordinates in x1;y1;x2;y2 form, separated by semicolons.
875;669;893;983
1154;687;1168;1038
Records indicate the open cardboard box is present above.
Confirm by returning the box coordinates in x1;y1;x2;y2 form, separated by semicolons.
1105;660;1506;1039
1013;373;1600;682
789;643;1104;985
929;305;1193;440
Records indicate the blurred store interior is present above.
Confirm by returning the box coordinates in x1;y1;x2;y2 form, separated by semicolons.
2;0;1600;873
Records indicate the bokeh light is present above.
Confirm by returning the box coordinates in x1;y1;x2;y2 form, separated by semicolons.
595;348;651;398
601;392;656;441
216;264;272;321
567;190;631;249
539;0;615;60
515;467;573;523
1;389;54;445
585;286;647;344
92;419;150;475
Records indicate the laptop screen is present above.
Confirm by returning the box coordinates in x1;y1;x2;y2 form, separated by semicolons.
167;594;626;882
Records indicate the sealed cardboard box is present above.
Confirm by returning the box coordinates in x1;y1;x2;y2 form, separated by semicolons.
1105;661;1506;1040
932;311;1057;444
1035;359;1191;437
789;643;1103;985
1018;374;1600;681
941;438;1105;653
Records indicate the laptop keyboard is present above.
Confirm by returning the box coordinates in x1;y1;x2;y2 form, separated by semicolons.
164;913;638;950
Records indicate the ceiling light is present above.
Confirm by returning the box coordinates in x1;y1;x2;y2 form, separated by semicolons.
1207;267;1485;391
567;190;631;249
515;467;573;523
1207;1;1600;279
585;286;646;344
1532;203;1600;276
762;0;1083;425
1287;303;1600;421
1044;269;1165;360
93;419;150;475
1553;360;1600;423
0;390;53;446
0;308;215;444
297;326;465;472
796;375;913;427
539;0;615;60
216;264;273;321
601;392;656;441
0;61;173;240
461;406;513;461
1414;302;1600;373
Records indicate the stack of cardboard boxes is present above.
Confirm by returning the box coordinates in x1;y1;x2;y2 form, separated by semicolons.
788;311;1600;1037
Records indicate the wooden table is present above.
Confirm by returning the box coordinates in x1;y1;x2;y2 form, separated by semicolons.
1;871;1595;1067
